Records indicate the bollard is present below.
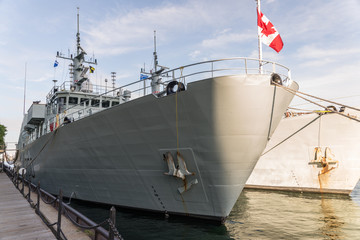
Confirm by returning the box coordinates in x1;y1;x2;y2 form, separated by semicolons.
36;181;40;214
57;189;63;239
109;206;116;240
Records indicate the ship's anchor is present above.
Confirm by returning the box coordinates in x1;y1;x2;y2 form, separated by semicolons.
163;151;197;193
308;147;338;175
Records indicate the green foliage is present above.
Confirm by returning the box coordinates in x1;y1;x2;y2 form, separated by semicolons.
0;124;7;149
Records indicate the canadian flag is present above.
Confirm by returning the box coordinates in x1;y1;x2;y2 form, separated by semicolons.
257;8;283;53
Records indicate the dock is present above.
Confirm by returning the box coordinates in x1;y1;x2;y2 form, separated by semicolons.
0;167;121;240
0;172;56;240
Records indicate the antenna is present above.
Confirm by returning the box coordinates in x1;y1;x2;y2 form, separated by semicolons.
153;30;158;71
77;7;80;55
111;72;116;96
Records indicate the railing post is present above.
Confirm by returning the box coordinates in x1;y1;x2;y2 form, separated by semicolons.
57;189;63;239
211;62;214;78
27;179;31;202
11;168;14;181
244;58;248;74
272;62;276;73
21;172;24;195
36;181;40;214
109;206;116;240
15;172;19;189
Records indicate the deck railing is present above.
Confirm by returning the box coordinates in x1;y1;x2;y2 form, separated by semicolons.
28;57;292;140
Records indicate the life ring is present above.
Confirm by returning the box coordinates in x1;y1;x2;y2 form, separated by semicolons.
166;81;185;95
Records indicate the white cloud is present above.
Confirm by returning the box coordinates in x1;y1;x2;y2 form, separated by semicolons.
296;45;360;60
201;32;253;49
82;0;252;57
189;50;201;60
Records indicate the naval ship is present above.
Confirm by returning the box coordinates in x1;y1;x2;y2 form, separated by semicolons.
17;11;298;222
246;107;360;194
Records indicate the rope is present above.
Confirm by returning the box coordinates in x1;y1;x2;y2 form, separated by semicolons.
261;114;321;156
292;94;360;107
275;83;360;123
288;106;321;113
290;89;360;112
24;128;58;169
267;85;277;140
318;115;321;146
175;67;184;152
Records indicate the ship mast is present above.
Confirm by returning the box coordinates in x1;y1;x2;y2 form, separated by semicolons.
76;7;81;56
151;30;161;94
153;30;158;73
56;7;97;91
140;30;169;95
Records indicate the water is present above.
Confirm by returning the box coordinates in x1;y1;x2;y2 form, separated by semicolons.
69;182;360;240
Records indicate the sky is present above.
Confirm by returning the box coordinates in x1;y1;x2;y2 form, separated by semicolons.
0;0;360;144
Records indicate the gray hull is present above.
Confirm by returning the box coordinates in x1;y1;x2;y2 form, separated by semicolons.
246;110;360;194
21;75;297;220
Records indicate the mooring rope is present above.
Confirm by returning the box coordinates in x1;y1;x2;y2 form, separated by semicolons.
23;128;58;169
267;85;277;140
275;83;360;123
175;67;184;153
287;87;360;112
261;114;322;156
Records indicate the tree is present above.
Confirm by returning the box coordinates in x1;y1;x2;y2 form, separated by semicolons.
0;124;7;149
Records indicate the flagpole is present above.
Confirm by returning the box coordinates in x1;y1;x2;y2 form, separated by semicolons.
257;0;263;73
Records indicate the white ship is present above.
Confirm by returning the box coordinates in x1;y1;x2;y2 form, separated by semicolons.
17;10;298;222
246;107;360;194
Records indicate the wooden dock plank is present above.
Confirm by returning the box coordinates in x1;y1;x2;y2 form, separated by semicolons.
0;173;57;240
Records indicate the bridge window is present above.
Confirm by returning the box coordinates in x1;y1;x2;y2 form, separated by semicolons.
69;97;78;105
80;98;89;106
91;99;100;107
111;101;119;106
102;100;110;108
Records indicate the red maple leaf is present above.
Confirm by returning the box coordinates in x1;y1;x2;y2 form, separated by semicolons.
260;21;276;37
257;9;277;37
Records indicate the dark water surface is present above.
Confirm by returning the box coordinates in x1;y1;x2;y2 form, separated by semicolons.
70;181;360;239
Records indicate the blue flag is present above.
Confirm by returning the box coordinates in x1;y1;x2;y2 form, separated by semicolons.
54;60;59;67
140;74;148;80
